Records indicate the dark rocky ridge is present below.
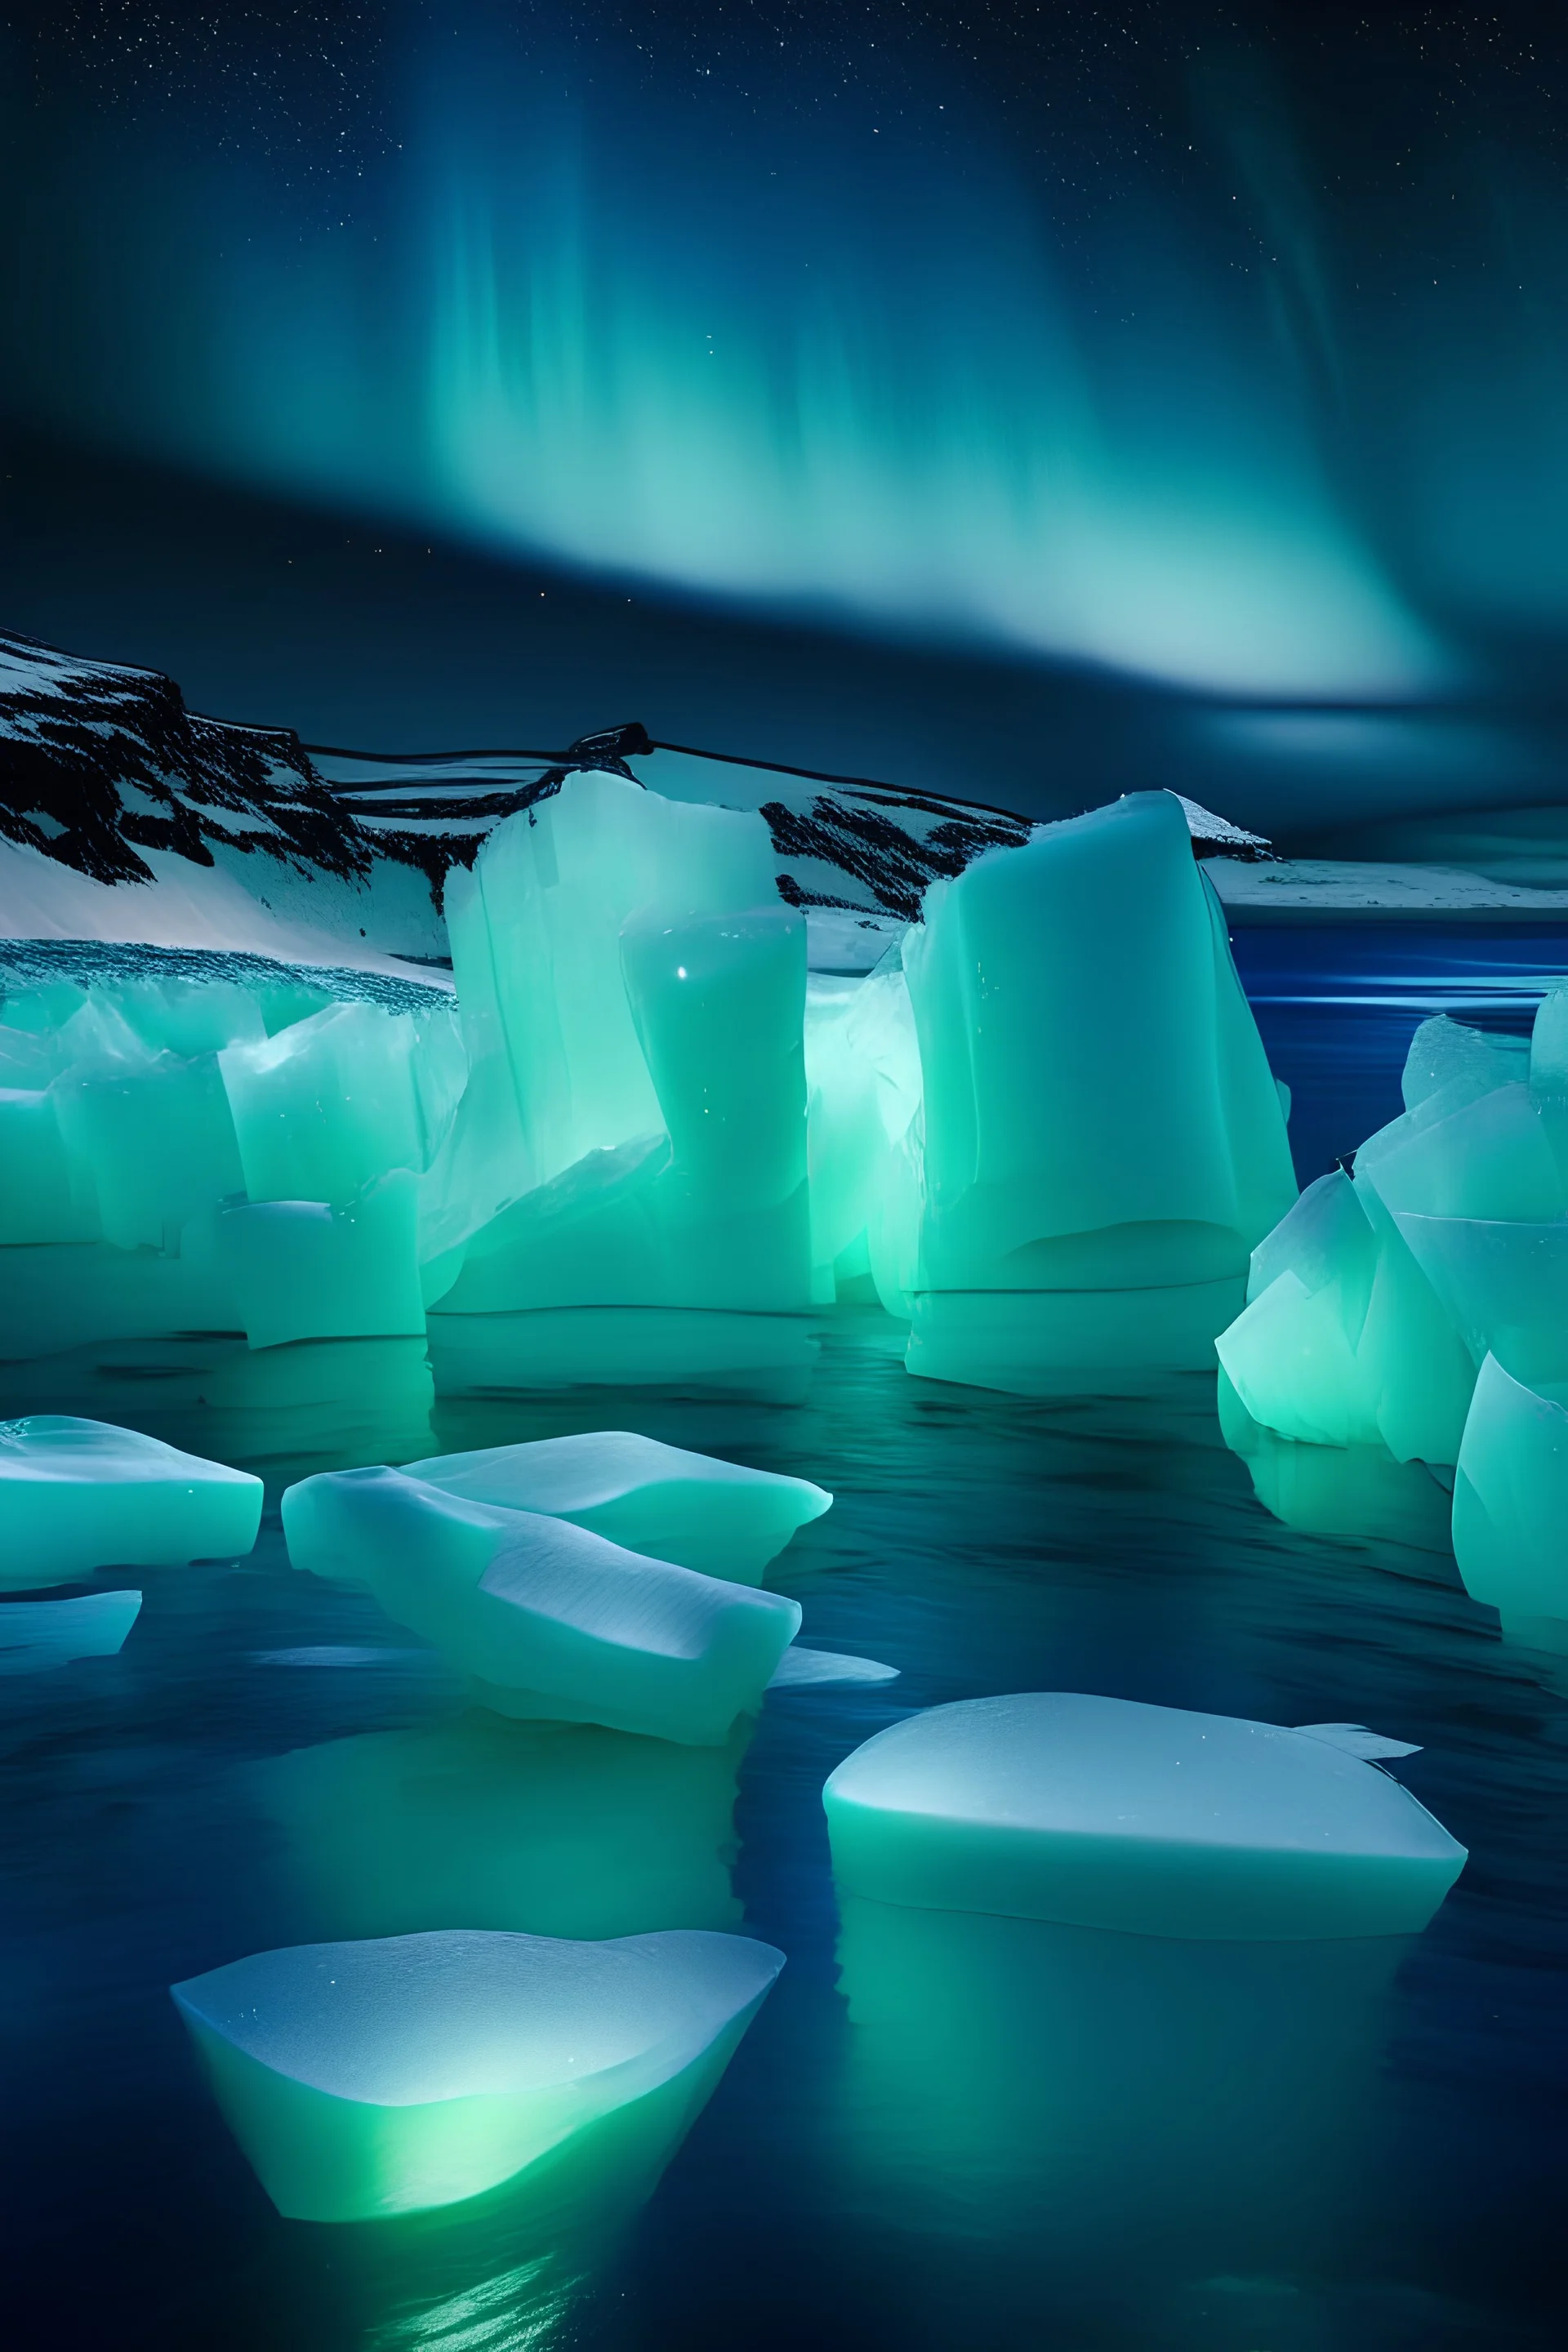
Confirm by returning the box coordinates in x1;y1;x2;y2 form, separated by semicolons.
2;629;1268;935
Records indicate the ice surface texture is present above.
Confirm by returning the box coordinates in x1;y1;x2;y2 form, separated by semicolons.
823;1694;1465;1940
902;791;1296;1390
402;1429;830;1587
282;1464;801;1743
171;1927;783;2220
1452;1352;1568;1646
0;1417;261;1588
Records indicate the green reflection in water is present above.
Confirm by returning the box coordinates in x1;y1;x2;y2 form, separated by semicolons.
833;1894;1405;2280
254;1711;750;1943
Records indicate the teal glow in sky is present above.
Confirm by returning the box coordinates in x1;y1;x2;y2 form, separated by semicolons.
8;7;1568;711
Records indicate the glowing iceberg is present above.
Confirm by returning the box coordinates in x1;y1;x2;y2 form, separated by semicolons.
902;793;1296;1392
401;1430;830;1586
432;776;813;1353
1451;1352;1568;1648
281;1465;800;1743
1218;1000;1568;1485
0;964;465;1365
0;1416;262;1589
823;1693;1465;1940
171;1927;784;2221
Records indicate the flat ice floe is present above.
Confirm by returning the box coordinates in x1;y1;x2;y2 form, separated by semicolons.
404;1430;831;1586
282;1465;800;1744
0;1416;262;1588
171;1927;784;2220
823;1693;1466;1940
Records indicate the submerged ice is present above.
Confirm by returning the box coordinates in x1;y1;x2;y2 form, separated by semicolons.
823;1693;1465;1940
171;1927;784;2221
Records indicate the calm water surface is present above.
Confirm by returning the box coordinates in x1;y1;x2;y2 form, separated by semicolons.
3;924;1566;2351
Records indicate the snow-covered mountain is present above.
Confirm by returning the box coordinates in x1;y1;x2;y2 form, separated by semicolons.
2;627;1268;975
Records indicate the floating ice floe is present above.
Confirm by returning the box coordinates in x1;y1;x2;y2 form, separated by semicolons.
823;1693;1466;1940
403;1430;831;1587
281;1465;800;1744
171;1926;784;2221
0;1588;141;1674
0;1416;262;1588
1452;1352;1568;1650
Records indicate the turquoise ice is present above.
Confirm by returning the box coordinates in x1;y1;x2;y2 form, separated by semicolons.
902;792;1296;1391
433;775;812;1343
823;1693;1465;1940
401;1430;831;1586
1452;1352;1568;1649
281;1465;801;1743
171;1927;784;2220
1218;997;1568;1531
0;1417;262;1588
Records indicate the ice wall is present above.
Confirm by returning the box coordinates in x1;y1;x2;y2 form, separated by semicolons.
0;959;466;1370
902;792;1296;1390
4;778;1299;1404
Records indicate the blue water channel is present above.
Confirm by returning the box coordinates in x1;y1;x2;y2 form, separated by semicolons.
2;924;1566;2351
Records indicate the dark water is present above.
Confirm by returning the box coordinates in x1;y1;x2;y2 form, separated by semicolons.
4;924;1568;2352
1231;923;1568;1186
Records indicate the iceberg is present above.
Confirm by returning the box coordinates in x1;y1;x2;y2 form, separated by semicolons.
401;1429;831;1586
1218;1004;1568;1477
0;1588;141;1673
171;1926;784;2221
431;777;814;1367
902;793;1296;1392
1451;1352;1568;1648
823;1692;1465;1939
281;1465;801;1743
0;1416;262;1588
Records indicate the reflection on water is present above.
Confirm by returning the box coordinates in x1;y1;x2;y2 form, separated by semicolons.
254;1713;747;1943
0;1334;436;1488
1218;1370;1456;1561
834;1895;1403;2281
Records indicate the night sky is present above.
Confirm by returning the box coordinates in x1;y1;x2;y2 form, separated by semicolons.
2;3;1567;835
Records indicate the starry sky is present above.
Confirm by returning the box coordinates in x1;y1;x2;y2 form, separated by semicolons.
2;4;1567;830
